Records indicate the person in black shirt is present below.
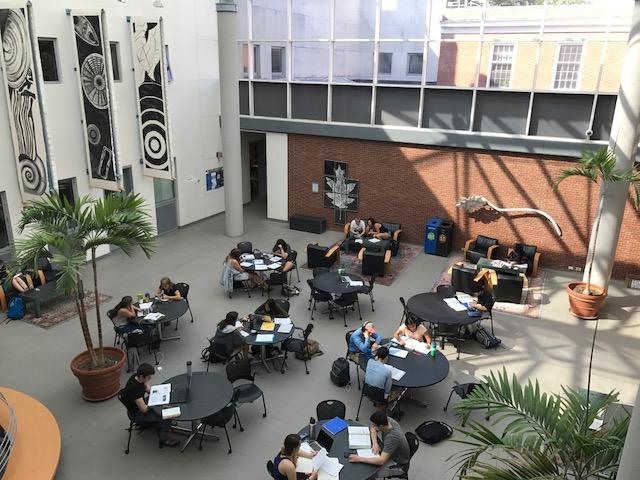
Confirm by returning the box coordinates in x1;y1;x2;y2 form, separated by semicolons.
120;363;179;447
272;239;296;273
154;277;182;301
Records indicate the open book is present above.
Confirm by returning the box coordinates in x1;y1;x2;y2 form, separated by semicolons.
296;448;343;480
348;426;371;449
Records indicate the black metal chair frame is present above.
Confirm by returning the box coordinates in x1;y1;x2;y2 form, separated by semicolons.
355;382;387;421
287;250;300;284
345;330;361;390
117;390;161;454
307;279;333;321
124;328;159;373
316;399;347;421
280;323;314;375
226;359;267;430
198;403;242;454
265;271;288;299
331;292;362;328
205;339;242;372
229;277;252;299
359;274;377;312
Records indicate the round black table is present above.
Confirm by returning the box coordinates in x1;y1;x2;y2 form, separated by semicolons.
314;272;365;295
240;252;284;272
297;420;379;480
406;292;478;327
151;299;189;341
244;321;294;373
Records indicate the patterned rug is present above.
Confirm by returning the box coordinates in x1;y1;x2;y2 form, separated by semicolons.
302;243;423;286
18;291;112;329
431;255;546;319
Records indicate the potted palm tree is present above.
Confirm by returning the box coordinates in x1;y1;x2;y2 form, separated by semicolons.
555;148;640;319
14;192;155;401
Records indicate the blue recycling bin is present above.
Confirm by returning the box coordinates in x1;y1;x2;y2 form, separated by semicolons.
424;217;443;254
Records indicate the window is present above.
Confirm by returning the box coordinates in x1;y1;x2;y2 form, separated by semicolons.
241;44;260;77
38;38;59;82
407;53;423;75
378;52;392;75
253;45;261;76
110;42;121;81
271;46;285;76
488;44;514;88
58;178;76;207
553;43;583;90
0;192;11;250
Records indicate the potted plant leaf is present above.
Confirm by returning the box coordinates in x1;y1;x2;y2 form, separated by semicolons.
13;193;155;401
555;148;640;319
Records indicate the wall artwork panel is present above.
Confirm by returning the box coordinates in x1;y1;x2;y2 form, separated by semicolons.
323;162;359;225
0;7;50;200
71;13;118;190
131;18;173;180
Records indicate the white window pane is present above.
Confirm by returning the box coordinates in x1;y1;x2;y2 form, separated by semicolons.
380;0;427;39
292;0;331;39
378;42;423;84
252;0;288;40
292;42;330;81
236;0;248;39
407;53;423;75
335;0;376;39
334;42;374;82
378;52;393;74
238;42;249;78
271;46;285;78
254;42;286;79
554;44;583;90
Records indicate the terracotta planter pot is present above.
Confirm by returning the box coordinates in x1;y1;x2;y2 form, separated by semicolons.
70;347;126;402
566;282;607;320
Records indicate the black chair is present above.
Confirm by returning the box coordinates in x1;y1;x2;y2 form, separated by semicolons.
266;272;288;299
198;403;241;454
358;274;377;312
331;292;362;328
436;284;457;297
117;389;161;454
266;460;276;479
451;263;483;295
477;290;496;334
382;222;402;257
312;267;329;277
237;241;253;254
255;298;291;317
174;282;194;323
316;399;346;421
494;272;526;304
387;432;420;479
345;330;361;390
444;381;481;412
356;383;387;421
306;243;339;269
226;358;266;429
360;249;388;277
433;322;463;360
509;243;541;276
287;250;300;284
306;279;333;320
281;323;314;375
464;235;499;264
124;329;159;373
108;308;127;347
230;277;252;299
205;340;242;372
399;296;418;326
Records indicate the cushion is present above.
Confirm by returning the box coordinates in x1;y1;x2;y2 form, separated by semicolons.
474;235;499;252
515;243;537;260
382;222;400;235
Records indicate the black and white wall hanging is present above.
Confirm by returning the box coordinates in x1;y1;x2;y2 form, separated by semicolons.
70;10;120;191
0;4;56;201
130;17;174;180
323;161;358;225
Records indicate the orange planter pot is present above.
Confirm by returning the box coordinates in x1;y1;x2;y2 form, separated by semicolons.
566;282;607;320
70;347;126;402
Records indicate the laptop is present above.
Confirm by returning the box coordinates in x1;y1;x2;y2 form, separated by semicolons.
308;429;334;453
170;387;189;404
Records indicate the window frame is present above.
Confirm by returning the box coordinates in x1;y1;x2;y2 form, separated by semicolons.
551;42;585;91
486;42;516;89
406;52;423;76
37;37;61;83
109;41;122;82
378;52;393;75
271;46;285;77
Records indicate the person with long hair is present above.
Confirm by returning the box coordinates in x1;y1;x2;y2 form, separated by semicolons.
366;218;390;240
110;295;143;333
272;239;296;273
154;277;181;301
225;247;267;288
213;311;250;358
393;315;431;346
271;433;317;480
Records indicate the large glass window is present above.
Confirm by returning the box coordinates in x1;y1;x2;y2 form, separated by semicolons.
407;53;423;75
488;44;514;88
292;0;331;39
335;0;376;39
378;52;393;75
254;42;286;79
153;179;175;204
236;0;249;39
292;42;330;81
252;0;288;40
380;0;427;39
379;42;424;84
553;43;583;90
334;42;374;83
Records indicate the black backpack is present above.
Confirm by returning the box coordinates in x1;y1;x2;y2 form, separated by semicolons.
475;326;502;349
415;421;453;445
330;358;350;387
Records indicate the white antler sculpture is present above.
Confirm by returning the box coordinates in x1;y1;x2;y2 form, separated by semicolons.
456;195;563;237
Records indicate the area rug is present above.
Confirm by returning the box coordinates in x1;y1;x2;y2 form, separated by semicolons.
302;243;423;286
19;291;112;329
431;255;546;319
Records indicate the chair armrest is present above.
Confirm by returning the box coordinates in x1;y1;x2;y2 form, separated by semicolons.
463;239;474;252
474;268;497;286
343;224;350;238
384;250;392;264
357;248;365;261
326;244;340;258
25;274;34;289
447;261;464;275
520;273;529;289
304;242;319;253
38;269;47;285
486;245;499;259
532;252;541;276
0;288;7;312
392;229;402;242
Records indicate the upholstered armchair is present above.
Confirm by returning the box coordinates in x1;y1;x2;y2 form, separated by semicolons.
508;243;541;276
358;247;391;277
381;222;402;256
450;262;483;295
494;272;528;303
306;243;340;269
463;235;499;264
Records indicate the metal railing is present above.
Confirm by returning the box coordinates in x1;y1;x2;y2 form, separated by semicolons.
0;392;17;479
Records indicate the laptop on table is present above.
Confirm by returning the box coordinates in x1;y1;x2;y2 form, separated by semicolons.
308;428;334;453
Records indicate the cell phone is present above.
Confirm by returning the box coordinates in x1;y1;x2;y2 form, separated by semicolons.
299;432;308;441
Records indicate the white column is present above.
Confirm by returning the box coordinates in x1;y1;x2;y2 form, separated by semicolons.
217;0;244;237
585;0;640;289
266;132;288;221
618;386;640;480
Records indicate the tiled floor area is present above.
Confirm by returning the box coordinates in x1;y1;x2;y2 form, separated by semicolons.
1;201;639;480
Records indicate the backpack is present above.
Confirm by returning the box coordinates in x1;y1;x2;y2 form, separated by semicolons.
294;338;323;361
7;296;25;320
475;326;502;349
281;284;301;297
330;357;350;387
415;420;453;445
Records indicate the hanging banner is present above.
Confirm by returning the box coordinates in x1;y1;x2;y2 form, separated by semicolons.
0;6;52;201
70;11;119;190
130;17;174;180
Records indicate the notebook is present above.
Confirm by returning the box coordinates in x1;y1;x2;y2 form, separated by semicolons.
260;321;276;331
255;333;274;343
322;417;348;435
162;406;181;419
348;426;371;449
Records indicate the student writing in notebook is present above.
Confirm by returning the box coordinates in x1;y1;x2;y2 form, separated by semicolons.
212;311;251;358
271;434;317;480
154;277;182;301
393;316;431;346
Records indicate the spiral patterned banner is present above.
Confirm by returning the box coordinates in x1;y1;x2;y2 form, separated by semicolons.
0;7;50;200
131;19;173;180
71;13;118;190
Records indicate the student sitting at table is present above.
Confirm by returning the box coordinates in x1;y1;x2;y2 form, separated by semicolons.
393;316;431;346
271;433;318;480
365;347;403;406
365;218;390;240
213;311;250;358
224;248;268;288
111;296;144;334
120;363;180;447
154;277;182;301
348;411;411;478
272;239;296;273
349;217;366;239
349;321;381;361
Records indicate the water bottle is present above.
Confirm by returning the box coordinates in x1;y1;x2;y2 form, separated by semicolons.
137;293;143;303
309;417;316;440
430;339;437;357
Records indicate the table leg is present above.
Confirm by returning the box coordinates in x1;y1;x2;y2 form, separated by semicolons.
34;300;41;318
172;421;219;453
260;345;271;373
158;321;180;341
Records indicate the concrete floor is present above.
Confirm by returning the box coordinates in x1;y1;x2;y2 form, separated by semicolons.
1;201;639;480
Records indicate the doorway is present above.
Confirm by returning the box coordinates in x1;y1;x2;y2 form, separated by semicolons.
154;178;178;235
241;131;267;216
58;177;77;206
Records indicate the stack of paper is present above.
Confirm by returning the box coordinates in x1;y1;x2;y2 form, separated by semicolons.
277;323;293;334
348;426;371;449
368;238;381;243
270;255;282;262
355;238;364;244
144;312;165;322
388;347;409;358
267;263;282;269
148;384;171;406
456;293;473;304
403;338;429;355
384;364;406;381
139;301;153;310
162;406;181;419
240;330;250;337
254;264;268;271
254;259;264;265
274;317;292;325
255;333;274;343
296;449;343;480
356;448;380;458
443;297;467;312
349;280;364;287
240;261;252;267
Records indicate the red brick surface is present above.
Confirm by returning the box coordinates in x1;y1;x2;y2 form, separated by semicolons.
288;134;640;279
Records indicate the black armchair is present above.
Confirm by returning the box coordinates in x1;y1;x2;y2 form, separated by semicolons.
450;262;483;295
358;248;391;277
306;243;340;269
381;222;402;256
494;272;527;304
508;243;541;276
464;235;499;264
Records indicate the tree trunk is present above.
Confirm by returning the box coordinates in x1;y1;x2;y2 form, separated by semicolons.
92;247;104;366
586;193;606;295
75;282;97;368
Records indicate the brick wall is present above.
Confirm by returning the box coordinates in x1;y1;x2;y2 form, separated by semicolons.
288;134;640;279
